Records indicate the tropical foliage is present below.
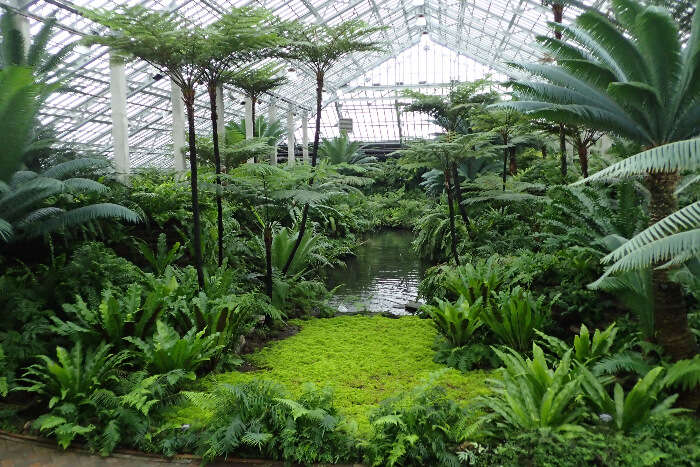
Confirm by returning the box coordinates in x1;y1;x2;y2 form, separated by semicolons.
0;1;698;465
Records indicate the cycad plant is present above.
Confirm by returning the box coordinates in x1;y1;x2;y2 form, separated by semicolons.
0;158;140;243
0;8;75;83
318;132;375;165
227;115;285;148
505;0;700;362
0;66;41;182
1;8;75;170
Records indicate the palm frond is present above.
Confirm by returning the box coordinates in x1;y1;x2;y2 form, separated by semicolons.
605;201;700;263
42;158;109;179
22;203;141;238
574;139;700;184
592;229;700;286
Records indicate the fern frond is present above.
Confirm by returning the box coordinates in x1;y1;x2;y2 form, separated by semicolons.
663;356;700;391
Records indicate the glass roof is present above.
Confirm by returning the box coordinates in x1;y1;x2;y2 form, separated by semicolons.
2;0;607;167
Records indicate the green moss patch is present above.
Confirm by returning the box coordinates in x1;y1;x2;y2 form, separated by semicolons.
199;315;490;430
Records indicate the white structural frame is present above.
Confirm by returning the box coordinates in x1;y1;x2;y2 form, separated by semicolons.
0;0;604;167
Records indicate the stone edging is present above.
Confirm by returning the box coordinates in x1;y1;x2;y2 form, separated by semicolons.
0;430;364;466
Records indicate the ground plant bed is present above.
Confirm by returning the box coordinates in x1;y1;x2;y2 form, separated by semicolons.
1;1;700;465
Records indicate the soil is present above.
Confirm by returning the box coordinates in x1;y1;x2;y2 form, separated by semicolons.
240;323;300;356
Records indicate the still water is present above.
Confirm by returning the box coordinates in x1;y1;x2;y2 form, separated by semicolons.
326;230;425;315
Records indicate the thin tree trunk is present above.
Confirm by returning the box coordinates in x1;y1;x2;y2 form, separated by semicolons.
577;143;589;179
502;136;508;192
553;3;564;40
264;224;273;298
559;124;567;179
444;168;460;266
542;144;548;159
208;83;224;267
451;162;469;227
183;89;204;289
251;96;257;137
509;147;517;175
282;71;324;276
311;72;324;167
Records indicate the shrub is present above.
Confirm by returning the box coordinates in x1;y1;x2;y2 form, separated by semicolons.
58;242;143;308
480;286;550;351
580;366;684;433
52;284;167;346
364;381;470;467
478;344;585;433
422;297;483;347
20;342;127;409
189;380;357;464
445;255;508;305
432;340;498;372
126;321;222;374
466;417;700;467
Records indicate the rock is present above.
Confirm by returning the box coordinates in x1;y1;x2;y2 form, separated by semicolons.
404;301;423;313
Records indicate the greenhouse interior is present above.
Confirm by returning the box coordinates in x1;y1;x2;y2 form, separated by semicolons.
0;0;699;465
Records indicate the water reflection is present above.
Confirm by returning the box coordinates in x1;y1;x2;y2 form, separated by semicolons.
326;230;425;314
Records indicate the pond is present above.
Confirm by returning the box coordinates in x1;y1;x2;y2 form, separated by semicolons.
326;230;426;315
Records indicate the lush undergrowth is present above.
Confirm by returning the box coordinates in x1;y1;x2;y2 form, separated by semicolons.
175;315;489;431
2;2;699;465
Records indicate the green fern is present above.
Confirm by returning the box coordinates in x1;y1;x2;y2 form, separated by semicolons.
125;321;222;373
478;344;585;432
580;366;684;432
422;297;483;347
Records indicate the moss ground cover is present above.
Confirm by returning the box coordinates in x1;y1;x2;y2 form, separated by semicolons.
170;315;490;431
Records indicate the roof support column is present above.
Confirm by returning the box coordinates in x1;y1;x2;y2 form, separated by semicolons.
12;1;30;55
287;104;295;167
301;110;309;164
268;96;278;123
170;79;186;171
244;96;254;162
109;54;130;182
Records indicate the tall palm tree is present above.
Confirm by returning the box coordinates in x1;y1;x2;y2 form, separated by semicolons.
83;6;208;288
403;78;497;224
504;0;700;362
276;19;385;275
228;63;288;138
194;8;279;267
